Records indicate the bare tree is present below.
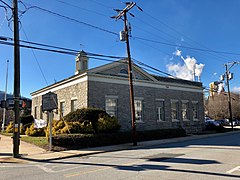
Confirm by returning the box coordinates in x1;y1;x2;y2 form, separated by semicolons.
206;93;240;119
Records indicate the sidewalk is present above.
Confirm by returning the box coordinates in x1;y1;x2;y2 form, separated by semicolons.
1;130;239;163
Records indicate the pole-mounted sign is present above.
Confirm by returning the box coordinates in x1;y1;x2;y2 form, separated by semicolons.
42;92;58;151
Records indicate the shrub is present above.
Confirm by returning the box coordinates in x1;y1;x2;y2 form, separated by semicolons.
64;108;108;131
5;121;13;133
97;115;120;133
5;121;25;135
25;123;45;136
52;128;186;149
20;115;34;126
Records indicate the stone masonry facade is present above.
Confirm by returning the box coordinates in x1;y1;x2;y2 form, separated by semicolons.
31;60;204;134
88;76;204;134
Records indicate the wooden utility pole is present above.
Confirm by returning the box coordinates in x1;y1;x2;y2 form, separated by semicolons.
225;63;234;131
112;2;137;146
13;0;21;158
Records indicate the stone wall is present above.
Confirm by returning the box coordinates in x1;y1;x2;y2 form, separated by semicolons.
31;81;88;120
88;78;204;134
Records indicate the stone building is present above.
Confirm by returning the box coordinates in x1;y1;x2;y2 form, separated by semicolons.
31;51;205;134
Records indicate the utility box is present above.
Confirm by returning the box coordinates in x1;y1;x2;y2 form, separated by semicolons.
120;31;126;41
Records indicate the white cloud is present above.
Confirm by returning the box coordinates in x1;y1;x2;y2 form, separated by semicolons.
166;63;193;80
213;72;217;76
168;49;205;81
195;63;205;77
174;49;182;57
182;56;196;73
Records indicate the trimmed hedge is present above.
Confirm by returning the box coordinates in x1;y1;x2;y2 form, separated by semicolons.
20;115;34;125
52;128;186;149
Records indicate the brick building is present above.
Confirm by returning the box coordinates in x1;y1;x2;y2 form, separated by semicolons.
31;51;205;134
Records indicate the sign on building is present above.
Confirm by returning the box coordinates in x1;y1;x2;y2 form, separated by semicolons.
42;92;58;111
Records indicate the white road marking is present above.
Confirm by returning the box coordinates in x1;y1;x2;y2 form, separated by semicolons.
227;166;240;174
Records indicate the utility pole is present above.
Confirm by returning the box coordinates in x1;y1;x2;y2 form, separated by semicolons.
112;2;139;146
13;0;21;158
221;62;240;130
1;60;9;132
225;64;233;130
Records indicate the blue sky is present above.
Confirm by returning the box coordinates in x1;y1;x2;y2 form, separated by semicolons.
1;0;240;98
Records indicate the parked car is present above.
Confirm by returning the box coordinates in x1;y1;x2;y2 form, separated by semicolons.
225;119;237;126
215;119;229;126
205;119;221;130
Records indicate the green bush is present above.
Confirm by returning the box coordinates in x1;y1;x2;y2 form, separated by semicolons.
64;108;108;131
25;123;45;136
97;115;120;133
52;128;186;149
20;115;34;125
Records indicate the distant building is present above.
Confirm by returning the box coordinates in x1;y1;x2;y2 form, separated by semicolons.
31;51;205;134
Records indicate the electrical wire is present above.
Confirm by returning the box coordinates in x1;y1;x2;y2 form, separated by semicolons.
0;0;11;9
0;35;126;59
22;4;119;36
21;24;49;85
133;36;240;56
55;0;108;18
142;10;231;61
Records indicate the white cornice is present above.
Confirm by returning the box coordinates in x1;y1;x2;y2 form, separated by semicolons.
88;74;203;93
32;72;203;98
31;73;88;98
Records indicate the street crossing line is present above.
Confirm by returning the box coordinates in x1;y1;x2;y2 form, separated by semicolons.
227;166;240;174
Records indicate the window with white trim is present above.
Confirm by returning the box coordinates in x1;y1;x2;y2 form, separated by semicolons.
134;99;143;122
192;101;199;120
182;101;189;120
60;101;65;117
40;105;43;119
105;98;117;117
156;100;165;121
34;106;38;119
71;99;77;112
171;100;179;121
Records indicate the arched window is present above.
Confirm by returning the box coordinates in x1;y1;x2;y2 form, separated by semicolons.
119;69;128;75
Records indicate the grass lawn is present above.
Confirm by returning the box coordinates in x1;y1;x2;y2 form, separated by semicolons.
20;136;48;149
1;132;48;149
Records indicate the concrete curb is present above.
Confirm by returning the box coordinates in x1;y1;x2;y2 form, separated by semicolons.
1;130;239;163
17;130;240;162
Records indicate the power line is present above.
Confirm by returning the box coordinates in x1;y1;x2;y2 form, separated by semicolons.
141;10;230;61
55;0;108;18
0;35;126;59
133;36;240;56
0;0;11;9
21;24;49;85
22;3;119;36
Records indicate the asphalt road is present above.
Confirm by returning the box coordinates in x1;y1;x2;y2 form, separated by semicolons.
1;132;240;180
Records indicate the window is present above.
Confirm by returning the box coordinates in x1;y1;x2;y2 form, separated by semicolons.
192;101;199;120
71;99;77;112
105;98;117;117
34;106;38;119
60;101;65;117
135;99;143;122
40;105;43;119
156;100;165;121
171;100;179;121
182;101;189;120
119;68;128;75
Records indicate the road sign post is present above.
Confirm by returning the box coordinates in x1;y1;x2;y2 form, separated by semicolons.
42;92;58;151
